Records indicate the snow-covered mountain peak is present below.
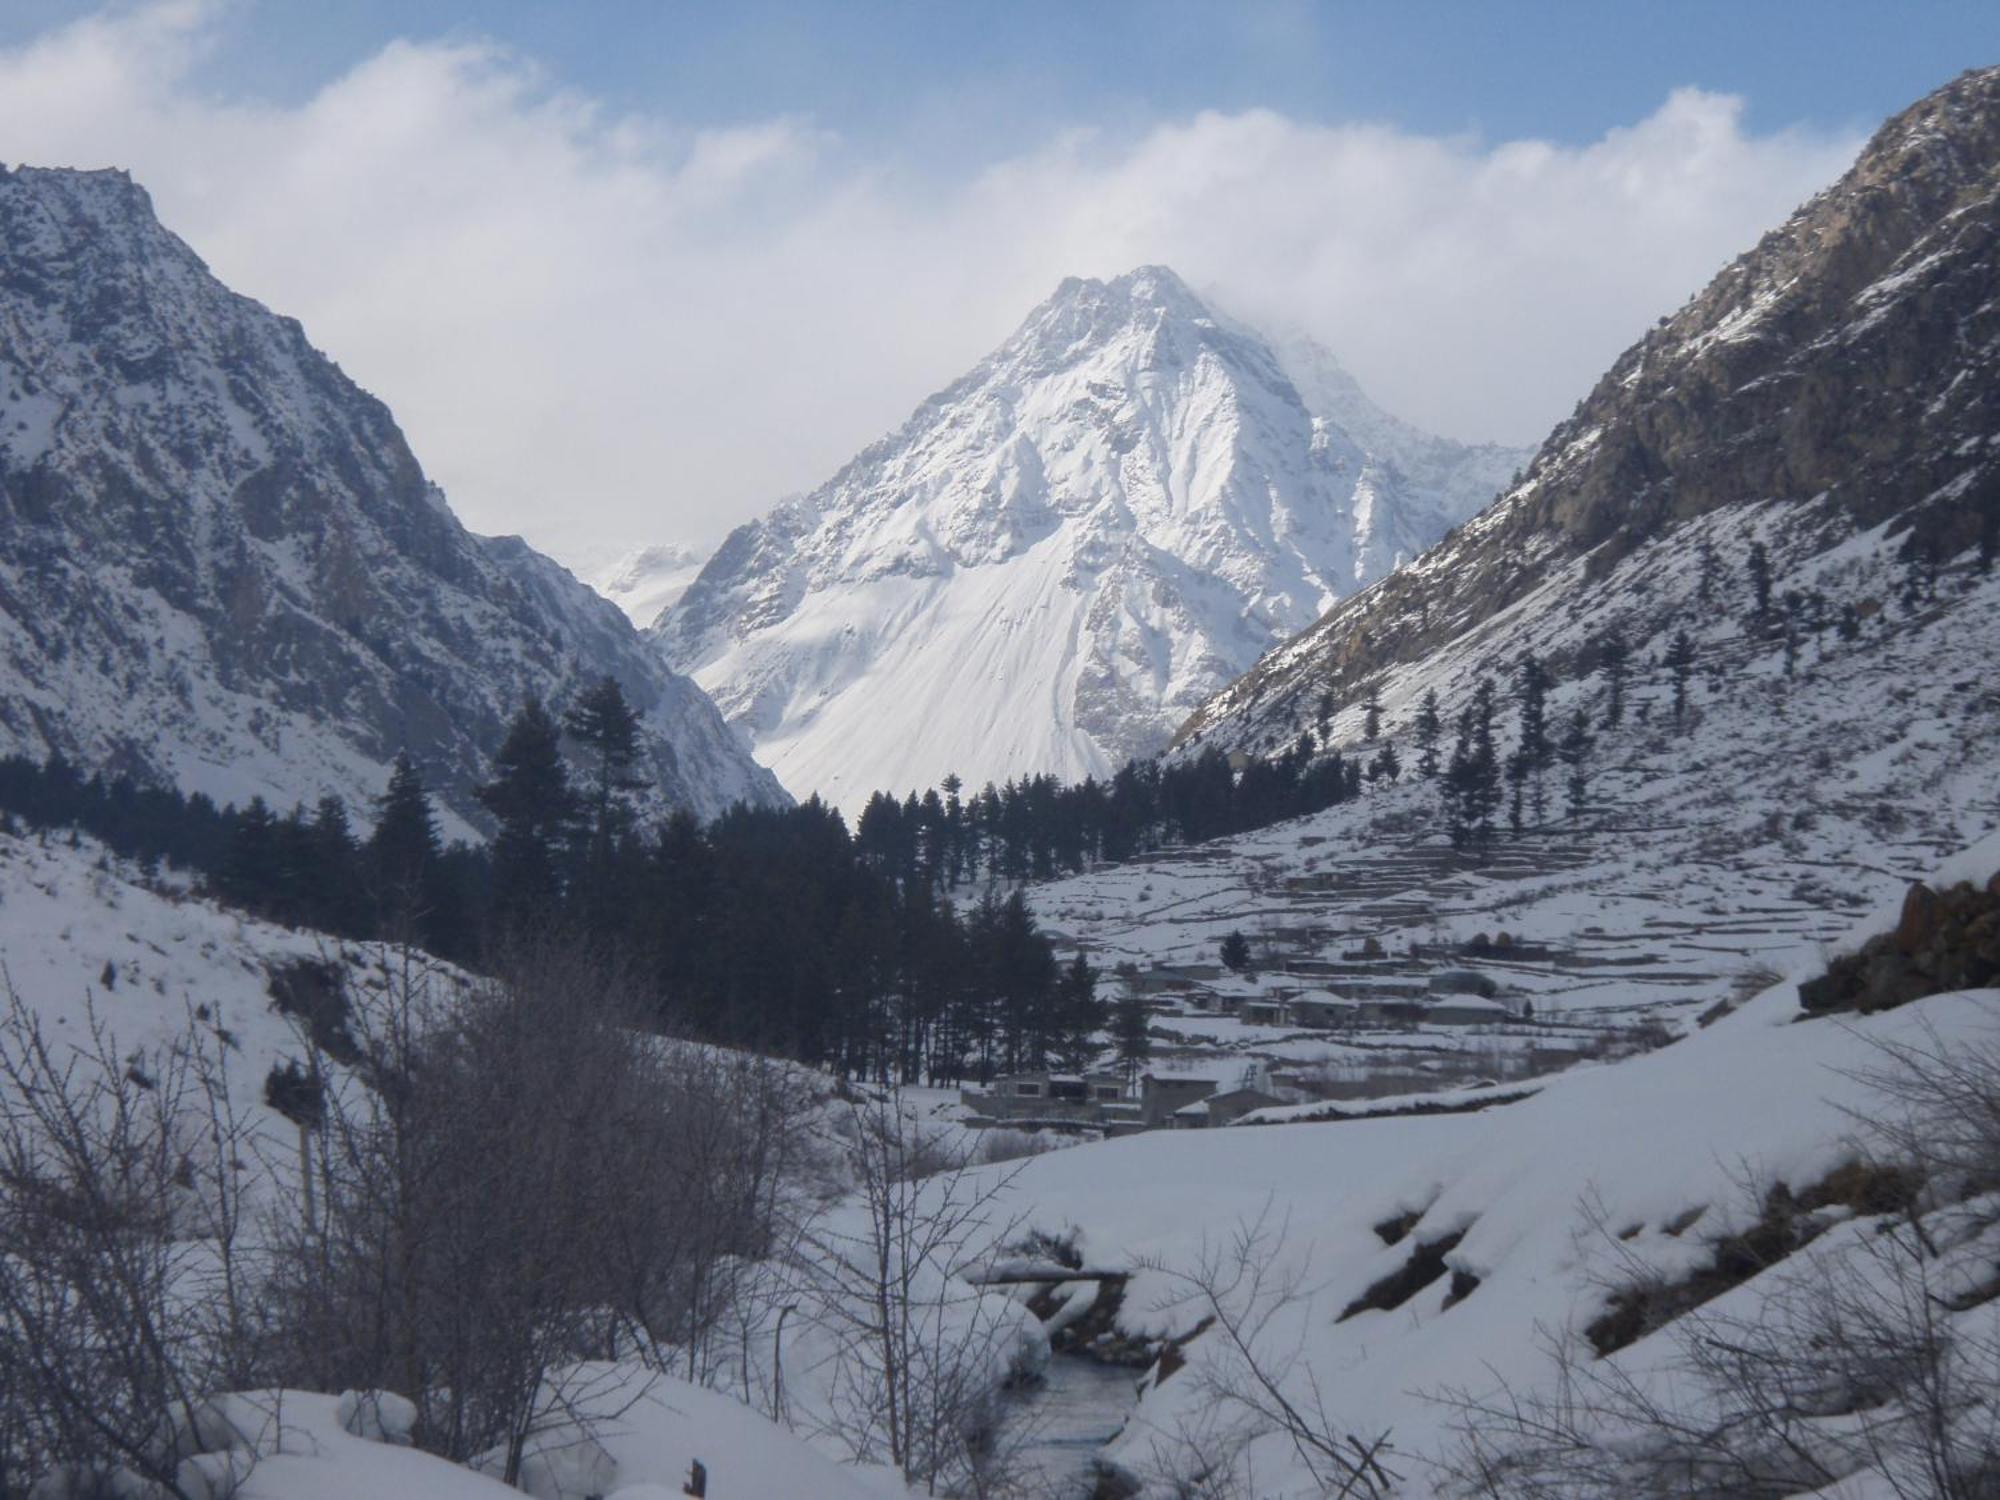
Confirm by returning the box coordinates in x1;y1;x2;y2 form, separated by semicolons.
590;541;714;625
1004;263;1231;371
651;266;1528;807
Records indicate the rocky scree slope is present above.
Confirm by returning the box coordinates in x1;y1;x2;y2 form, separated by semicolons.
0;166;785;828
1179;64;2000;757
652;266;1524;807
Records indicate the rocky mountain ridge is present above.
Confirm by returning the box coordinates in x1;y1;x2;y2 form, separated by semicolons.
1177;64;2000;757
0;165;785;830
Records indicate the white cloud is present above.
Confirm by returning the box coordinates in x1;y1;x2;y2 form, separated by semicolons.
0;3;1863;566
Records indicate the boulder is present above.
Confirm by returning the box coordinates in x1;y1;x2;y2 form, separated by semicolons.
1859;950;1930;1012
1801;869;2000;1015
1798;969;1848;1013
1891;882;1941;955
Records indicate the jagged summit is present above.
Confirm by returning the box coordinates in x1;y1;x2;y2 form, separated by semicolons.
1004;264;1223;369
0;164;787;827
651;265;1527;807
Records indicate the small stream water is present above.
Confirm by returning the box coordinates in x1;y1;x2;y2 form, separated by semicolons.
1004;1354;1143;1498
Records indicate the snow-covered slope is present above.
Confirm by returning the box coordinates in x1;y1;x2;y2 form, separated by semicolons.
0;829;920;1498
0;165;785;828
591;541;712;626
0;828;468;1175
1033;506;2000;1039
980;835;2000;1497
206;1376;907;1500
652;267;1527;808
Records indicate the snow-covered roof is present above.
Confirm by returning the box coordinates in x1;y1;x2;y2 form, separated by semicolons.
1426;994;1513;1014
1202;975;1271;996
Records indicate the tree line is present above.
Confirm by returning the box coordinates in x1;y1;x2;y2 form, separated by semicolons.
849;735;1367;895
0;682;1107;1086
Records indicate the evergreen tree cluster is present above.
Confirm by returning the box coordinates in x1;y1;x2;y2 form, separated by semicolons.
0;751;487;959
849;740;1363;894
0;680;1115;1085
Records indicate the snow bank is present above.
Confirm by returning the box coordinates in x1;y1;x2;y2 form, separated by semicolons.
976;840;2000;1495
491;1364;907;1500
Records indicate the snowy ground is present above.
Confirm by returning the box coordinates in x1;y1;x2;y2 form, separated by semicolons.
971;833;2000;1496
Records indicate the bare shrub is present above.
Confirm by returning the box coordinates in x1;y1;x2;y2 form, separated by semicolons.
592;1039;820;1385
262;938;817;1482
1138;1203;1397;1499
1443;1206;2000;1500
0;976;263;1498
791;1094;1040;1495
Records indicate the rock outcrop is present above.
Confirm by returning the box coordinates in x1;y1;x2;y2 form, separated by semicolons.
1799;875;2000;1014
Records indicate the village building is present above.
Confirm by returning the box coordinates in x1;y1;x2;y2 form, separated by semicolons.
1171;1086;1285;1128
959;1070;1223;1132
1192;974;1269;1015
1287;992;1364;1030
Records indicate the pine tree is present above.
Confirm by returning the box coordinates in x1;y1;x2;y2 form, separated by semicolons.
306;795;368;936
1442;730;1472;848
1362;688;1382;743
1469;678;1501;847
1558;709;1593;819
1696;539;1719;604
1515;654;1551;820
1443;678;1501;851
563;676;644;846
1112;984;1151;1088
1804;591;1829;653
1219;930;1252;973
1055;951;1105;1073
1601;630;1628;729
1837;602;1862;643
1747;540;1773;620
477;697;576;922
368;753;441;937
935;773;962;884
1665;630;1696;731
564;678;650;941
221;796;281;911
1413;689;1442;779
1368;742;1401;785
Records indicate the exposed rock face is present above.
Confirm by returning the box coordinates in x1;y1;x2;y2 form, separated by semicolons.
1178;66;2000;754
652;266;1526;807
1799;876;2000;1014
0;166;785;828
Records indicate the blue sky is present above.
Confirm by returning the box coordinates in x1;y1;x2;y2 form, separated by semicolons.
8;0;1992;161
0;3;1991;559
